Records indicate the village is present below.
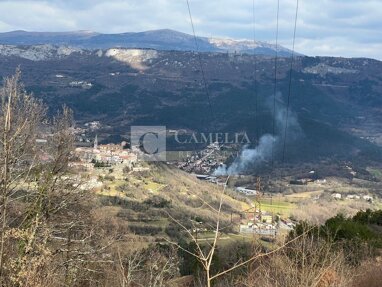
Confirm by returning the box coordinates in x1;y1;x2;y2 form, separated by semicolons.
167;141;379;239
58;127;378;241
172;141;227;174
67;135;287;238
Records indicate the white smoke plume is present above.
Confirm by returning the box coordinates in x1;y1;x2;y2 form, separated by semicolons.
213;92;302;176
214;134;277;175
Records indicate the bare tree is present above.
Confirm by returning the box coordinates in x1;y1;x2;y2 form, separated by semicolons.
165;176;232;287
166;175;314;287
0;71;109;286
114;246;179;287
0;69;45;284
239;231;354;287
117;249;143;287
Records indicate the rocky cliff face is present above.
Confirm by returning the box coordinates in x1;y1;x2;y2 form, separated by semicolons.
0;44;85;61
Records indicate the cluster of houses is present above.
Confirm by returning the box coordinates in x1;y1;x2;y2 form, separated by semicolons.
331;192;373;202
239;210;277;236
71;137;138;171
195;175;258;195
194;174;226;186
240;222;277;236
69;80;93;89
239;210;297;237
84;121;102;131
289;170;327;185
235;186;257;195
175;142;222;174
73;121;103;144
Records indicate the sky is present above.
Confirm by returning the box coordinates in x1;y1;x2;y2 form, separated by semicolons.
0;0;381;59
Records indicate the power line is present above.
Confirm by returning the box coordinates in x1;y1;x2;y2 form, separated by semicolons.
252;0;259;143
271;0;280;169
282;0;299;163
186;0;216;126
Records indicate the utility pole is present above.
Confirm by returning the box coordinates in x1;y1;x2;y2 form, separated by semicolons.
256;177;262;214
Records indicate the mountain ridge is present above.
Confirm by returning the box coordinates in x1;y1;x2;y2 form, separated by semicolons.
0;29;296;56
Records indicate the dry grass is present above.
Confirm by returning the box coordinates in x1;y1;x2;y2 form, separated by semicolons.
291;198;374;224
351;259;382;287
238;235;354;287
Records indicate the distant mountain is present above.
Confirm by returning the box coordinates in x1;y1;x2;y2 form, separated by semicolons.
0;29;296;56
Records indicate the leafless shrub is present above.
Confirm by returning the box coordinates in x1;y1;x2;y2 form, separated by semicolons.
0;71;111;286
112;245;180;287
351;260;382;287
238;232;354;287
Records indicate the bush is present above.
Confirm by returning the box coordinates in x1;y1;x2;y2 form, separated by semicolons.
324;214;377;242
93;161;110;168
291;213;382;266
144;196;171;208
128;224;162;235
165;223;183;240
353;209;382;225
103;175;115;181
100;196;148;212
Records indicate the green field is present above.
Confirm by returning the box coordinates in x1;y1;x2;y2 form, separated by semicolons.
258;198;296;217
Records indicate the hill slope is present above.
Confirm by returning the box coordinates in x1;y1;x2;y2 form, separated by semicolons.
0;46;381;164
93;163;247;243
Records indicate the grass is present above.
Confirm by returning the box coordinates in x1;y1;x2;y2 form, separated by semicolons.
144;181;165;192
285;191;322;200
375;202;382;210
194;232;255;247
258;198;296;217
98;181;125;197
86;163;261;252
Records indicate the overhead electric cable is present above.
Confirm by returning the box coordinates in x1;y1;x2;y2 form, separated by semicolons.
271;0;280;169
282;0;299;163
186;0;216;125
252;0;259;143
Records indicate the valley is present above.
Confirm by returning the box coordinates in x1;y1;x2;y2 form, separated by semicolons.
2;41;382;237
1;41;381;245
1;30;382;286
0;45;381;163
69;136;382;241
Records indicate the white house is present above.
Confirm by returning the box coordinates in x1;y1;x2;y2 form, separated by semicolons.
363;195;373;202
331;193;342;199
